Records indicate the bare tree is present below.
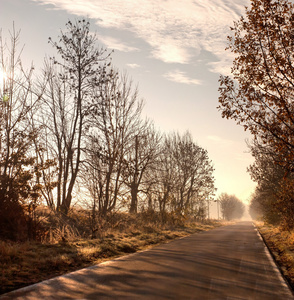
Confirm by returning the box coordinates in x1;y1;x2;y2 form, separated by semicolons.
151;134;177;216
84;71;143;216
170;132;215;216
0;26;42;240
122;122;161;214
219;193;245;221
39;19;111;214
151;132;215;218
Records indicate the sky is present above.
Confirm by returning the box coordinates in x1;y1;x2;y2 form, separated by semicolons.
1;0;255;209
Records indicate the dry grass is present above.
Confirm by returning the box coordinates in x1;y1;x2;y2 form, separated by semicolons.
0;218;224;295
255;221;294;290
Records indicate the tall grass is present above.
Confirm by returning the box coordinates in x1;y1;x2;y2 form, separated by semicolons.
0;211;223;295
257;222;294;290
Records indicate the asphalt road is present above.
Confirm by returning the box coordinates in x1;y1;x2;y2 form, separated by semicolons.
1;221;293;299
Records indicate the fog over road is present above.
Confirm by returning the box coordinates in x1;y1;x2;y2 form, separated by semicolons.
1;221;293;299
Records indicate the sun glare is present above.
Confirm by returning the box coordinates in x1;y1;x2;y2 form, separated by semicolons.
0;69;7;84
0;69;9;102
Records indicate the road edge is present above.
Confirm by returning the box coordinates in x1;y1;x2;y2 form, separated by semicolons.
253;222;294;297
0;226;223;299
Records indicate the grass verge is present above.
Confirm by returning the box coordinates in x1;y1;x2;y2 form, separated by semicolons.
255;221;294;290
0;219;224;295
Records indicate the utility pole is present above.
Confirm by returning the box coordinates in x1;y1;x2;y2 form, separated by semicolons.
214;199;220;220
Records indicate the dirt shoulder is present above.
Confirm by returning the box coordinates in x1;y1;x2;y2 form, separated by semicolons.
0;220;227;295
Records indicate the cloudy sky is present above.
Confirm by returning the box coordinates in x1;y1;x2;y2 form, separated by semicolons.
1;0;255;207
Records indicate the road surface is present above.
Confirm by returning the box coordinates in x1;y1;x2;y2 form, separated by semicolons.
1;221;293;299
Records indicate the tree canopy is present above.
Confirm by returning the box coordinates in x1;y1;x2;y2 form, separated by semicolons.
218;0;294;168
218;0;294;228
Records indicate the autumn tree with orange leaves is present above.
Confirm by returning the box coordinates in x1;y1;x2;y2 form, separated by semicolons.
218;0;294;228
219;0;294;167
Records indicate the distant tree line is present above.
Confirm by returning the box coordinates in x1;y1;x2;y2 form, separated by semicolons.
218;0;294;229
218;193;245;221
0;20;216;240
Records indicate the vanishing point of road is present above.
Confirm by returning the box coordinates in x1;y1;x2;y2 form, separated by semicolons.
1;221;293;299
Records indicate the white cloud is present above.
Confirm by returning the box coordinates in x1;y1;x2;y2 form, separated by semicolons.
127;63;141;68
98;35;139;52
164;70;202;85
33;0;250;71
151;40;192;64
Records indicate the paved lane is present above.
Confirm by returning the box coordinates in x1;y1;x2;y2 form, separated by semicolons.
1;221;293;299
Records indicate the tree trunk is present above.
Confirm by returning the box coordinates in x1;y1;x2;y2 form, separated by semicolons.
129;182;138;214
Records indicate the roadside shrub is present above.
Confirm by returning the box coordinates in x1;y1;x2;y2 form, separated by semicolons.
0;198;27;241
